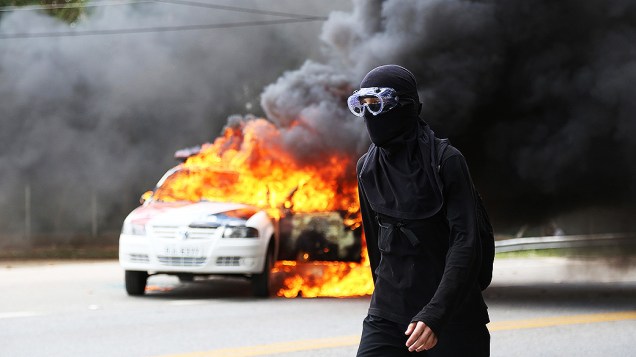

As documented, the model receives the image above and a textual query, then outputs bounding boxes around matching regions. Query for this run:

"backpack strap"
[435,138,451,173]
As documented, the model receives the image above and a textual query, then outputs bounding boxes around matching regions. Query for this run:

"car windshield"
[152,166,240,203]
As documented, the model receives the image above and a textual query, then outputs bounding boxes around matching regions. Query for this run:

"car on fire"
[119,167,277,297]
[119,166,361,297]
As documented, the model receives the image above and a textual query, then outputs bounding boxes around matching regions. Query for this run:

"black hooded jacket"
[356,65,489,336]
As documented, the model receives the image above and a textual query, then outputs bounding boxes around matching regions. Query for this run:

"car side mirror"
[140,190,153,205]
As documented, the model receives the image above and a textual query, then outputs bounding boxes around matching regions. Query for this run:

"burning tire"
[251,243,275,297]
[125,270,148,296]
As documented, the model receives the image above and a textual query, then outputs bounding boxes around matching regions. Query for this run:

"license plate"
[161,245,202,257]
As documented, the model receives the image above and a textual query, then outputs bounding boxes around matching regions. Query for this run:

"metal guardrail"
[495,233,636,253]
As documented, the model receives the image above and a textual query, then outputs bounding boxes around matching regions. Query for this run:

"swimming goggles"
[347,87,400,117]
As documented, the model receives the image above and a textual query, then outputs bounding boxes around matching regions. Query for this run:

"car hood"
[126,201,256,227]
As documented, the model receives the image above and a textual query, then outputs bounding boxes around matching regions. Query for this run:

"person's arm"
[410,152,479,335]
[357,155,380,282]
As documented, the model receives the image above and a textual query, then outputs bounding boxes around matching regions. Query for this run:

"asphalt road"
[1,256,635,356]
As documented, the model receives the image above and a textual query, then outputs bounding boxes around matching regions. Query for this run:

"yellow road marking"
[488,310,636,332]
[161,335,360,357]
[160,310,636,357]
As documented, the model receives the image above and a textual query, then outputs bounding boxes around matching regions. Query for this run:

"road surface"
[1,256,635,356]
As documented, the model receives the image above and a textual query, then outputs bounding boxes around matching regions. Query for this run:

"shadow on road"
[140,275,369,301]
[484,282,636,310]
[141,276,258,300]
[137,266,373,301]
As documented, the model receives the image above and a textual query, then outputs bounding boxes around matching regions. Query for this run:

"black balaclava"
[358,65,444,220]
[360,65,421,146]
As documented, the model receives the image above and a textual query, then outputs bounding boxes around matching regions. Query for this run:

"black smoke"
[3,0,636,242]
[263,0,636,233]
[0,0,349,241]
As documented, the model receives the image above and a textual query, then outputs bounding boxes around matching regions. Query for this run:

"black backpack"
[435,139,495,291]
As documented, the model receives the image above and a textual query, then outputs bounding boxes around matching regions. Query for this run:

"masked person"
[350,65,490,356]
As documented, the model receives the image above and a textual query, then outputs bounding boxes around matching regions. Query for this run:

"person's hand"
[405,321,437,352]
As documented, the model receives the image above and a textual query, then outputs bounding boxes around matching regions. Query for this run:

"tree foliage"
[0,0,88,24]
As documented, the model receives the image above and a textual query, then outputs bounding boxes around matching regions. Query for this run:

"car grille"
[151,225,218,239]
[128,253,150,263]
[157,256,207,267]
[216,256,241,266]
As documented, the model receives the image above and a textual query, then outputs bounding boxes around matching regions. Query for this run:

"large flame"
[153,117,373,297]
[272,242,374,298]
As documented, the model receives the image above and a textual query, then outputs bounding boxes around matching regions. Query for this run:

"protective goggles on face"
[347,87,400,117]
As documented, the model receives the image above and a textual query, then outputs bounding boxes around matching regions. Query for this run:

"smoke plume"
[3,0,636,242]
[262,0,636,231]
[0,0,348,240]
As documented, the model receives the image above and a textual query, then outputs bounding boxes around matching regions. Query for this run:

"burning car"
[119,167,277,297]
[119,117,372,298]
[119,165,362,297]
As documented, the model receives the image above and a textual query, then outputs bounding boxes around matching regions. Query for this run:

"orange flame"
[273,240,374,298]
[153,117,373,297]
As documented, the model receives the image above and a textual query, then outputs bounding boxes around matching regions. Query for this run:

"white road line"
[0,311,41,319]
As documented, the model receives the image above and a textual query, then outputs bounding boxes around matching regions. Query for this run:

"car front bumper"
[119,233,267,275]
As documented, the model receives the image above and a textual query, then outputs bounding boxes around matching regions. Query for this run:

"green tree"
[0,0,88,24]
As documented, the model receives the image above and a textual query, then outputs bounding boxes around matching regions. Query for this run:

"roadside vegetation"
[496,245,636,259]
[0,0,88,24]
[0,244,118,260]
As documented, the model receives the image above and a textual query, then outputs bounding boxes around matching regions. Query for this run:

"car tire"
[178,274,194,283]
[251,243,274,298]
[125,270,148,296]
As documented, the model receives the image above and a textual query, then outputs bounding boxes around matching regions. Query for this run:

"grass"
[496,245,636,259]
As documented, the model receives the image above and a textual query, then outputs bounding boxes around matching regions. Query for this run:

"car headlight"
[122,221,147,236]
[222,225,259,238]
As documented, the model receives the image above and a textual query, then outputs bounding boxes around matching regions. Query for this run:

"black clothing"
[358,121,444,220]
[360,64,420,105]
[360,65,421,146]
[359,65,444,220]
[356,315,490,357]
[355,64,489,355]
[357,145,490,336]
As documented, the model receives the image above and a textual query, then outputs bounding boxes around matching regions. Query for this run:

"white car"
[119,167,362,297]
[119,171,277,297]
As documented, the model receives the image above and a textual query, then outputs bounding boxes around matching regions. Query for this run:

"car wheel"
[178,274,194,283]
[125,270,148,296]
[251,244,274,298]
